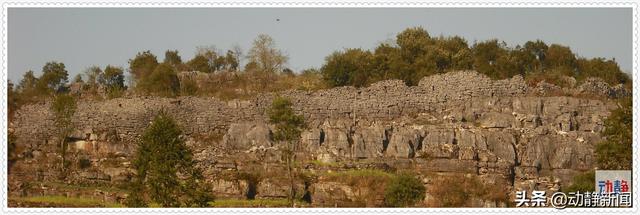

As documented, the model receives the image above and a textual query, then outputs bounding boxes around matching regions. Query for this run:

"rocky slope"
[8,71,627,207]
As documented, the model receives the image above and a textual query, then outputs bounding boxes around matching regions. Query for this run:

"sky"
[8,8,633,83]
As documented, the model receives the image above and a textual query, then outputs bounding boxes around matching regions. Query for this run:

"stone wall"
[13,71,528,142]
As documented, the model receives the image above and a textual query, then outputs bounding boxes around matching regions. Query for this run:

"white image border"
[0,0,638,214]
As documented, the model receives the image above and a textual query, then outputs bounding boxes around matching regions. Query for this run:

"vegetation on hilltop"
[321,27,630,87]
[8,27,630,111]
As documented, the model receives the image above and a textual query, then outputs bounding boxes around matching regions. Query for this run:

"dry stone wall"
[13,71,528,143]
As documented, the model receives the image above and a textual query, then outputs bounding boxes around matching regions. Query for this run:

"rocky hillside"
[8,70,628,207]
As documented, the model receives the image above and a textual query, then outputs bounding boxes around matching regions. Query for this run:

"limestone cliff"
[8,71,627,207]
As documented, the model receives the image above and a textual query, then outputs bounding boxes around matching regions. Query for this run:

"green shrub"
[136,63,180,97]
[384,173,426,207]
[565,171,595,193]
[596,97,632,170]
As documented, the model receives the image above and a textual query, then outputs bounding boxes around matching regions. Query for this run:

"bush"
[8,133,18,173]
[595,97,632,170]
[78,158,92,169]
[180,78,199,96]
[525,70,575,88]
[384,173,425,207]
[323,169,393,206]
[565,171,595,193]
[427,175,508,207]
[136,63,180,97]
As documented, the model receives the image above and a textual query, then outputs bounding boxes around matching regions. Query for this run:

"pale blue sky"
[8,8,632,82]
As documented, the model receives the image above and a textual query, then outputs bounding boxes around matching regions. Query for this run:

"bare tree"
[247,34,288,74]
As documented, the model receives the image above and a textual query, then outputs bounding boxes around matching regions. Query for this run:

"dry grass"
[323,169,393,206]
[209,198,307,207]
[426,175,509,207]
[10,195,123,208]
[193,71,327,101]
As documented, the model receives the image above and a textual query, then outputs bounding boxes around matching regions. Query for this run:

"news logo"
[596,170,632,195]
[515,170,632,208]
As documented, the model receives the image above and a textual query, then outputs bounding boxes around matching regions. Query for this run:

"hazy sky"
[8,8,632,82]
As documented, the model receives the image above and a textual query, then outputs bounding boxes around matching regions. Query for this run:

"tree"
[214,55,226,71]
[51,94,77,173]
[544,44,576,76]
[72,74,84,83]
[18,70,38,92]
[164,50,183,68]
[577,58,630,85]
[595,97,632,170]
[225,50,239,71]
[37,61,69,94]
[128,50,159,82]
[125,111,213,207]
[84,66,103,86]
[247,34,288,74]
[232,45,243,70]
[100,65,126,98]
[82,66,103,95]
[8,81,17,120]
[434,36,473,71]
[321,48,374,87]
[17,70,40,101]
[384,173,426,207]
[396,27,432,61]
[268,96,305,206]
[7,132,17,173]
[472,40,514,79]
[137,63,180,97]
[195,46,219,73]
[187,55,211,73]
[523,40,548,71]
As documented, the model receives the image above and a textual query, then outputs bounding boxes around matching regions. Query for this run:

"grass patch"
[323,169,394,206]
[208,198,305,207]
[426,175,509,207]
[41,181,126,193]
[309,160,341,167]
[11,195,123,208]
[324,169,393,180]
